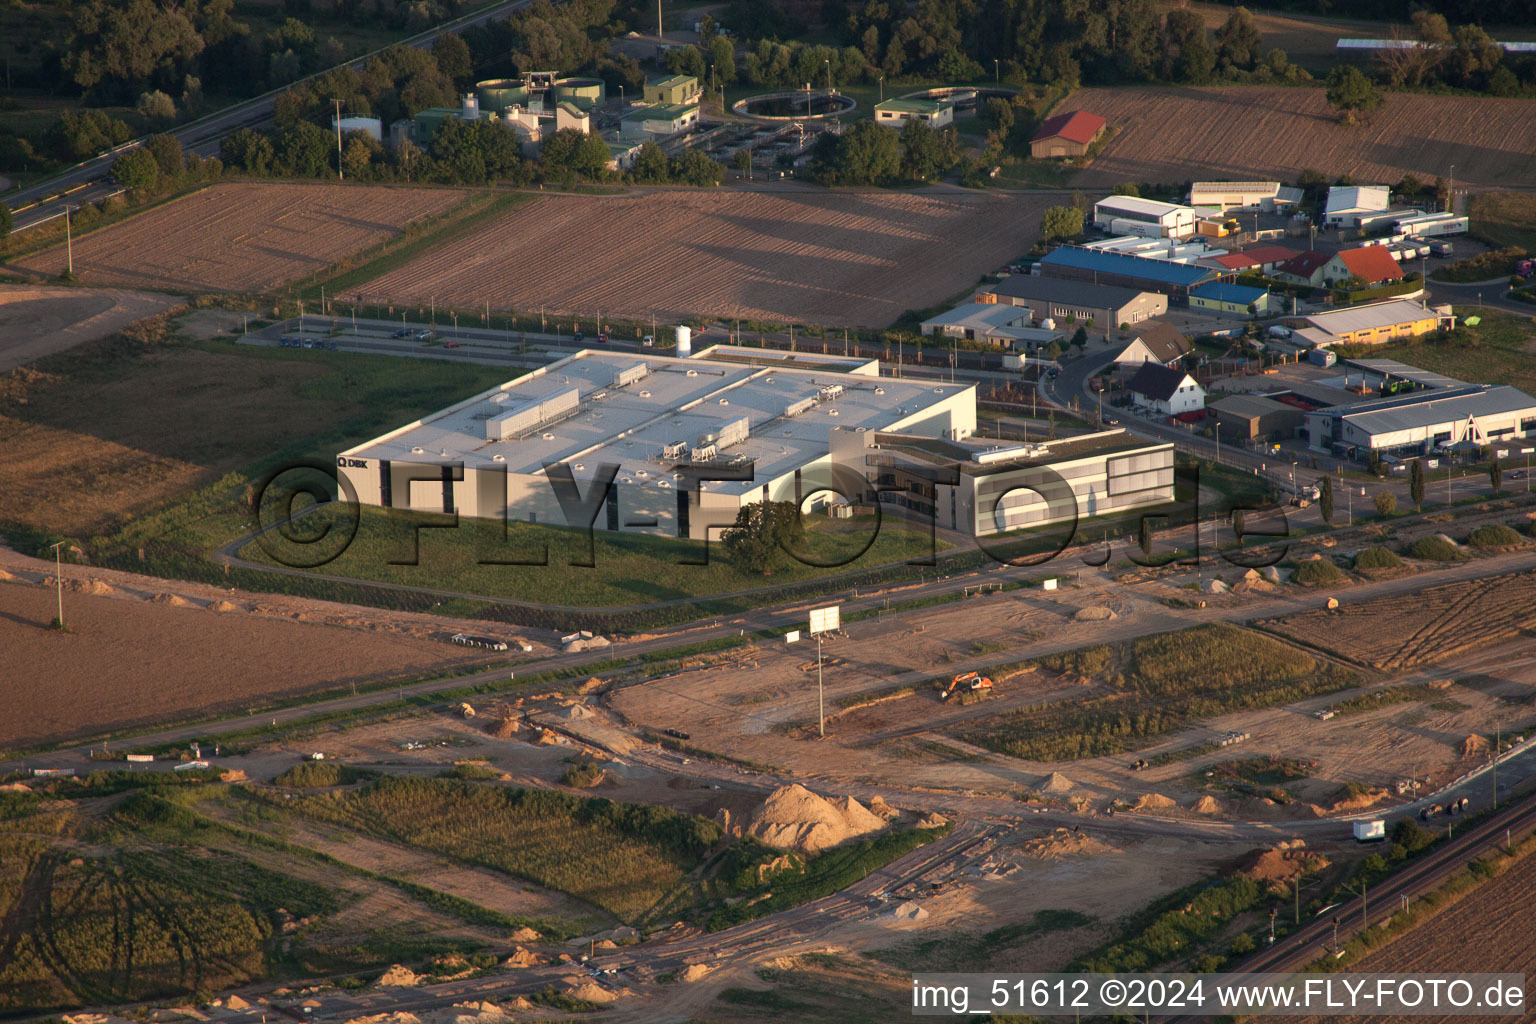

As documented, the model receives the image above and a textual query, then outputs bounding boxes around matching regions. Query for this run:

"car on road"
[412,329,432,340]
[597,332,609,344]
[392,328,412,338]
[443,340,461,348]
[573,331,584,343]
[642,334,655,347]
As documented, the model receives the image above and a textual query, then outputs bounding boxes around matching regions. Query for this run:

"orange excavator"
[937,671,994,701]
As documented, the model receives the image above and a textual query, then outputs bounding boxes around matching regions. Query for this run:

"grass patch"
[1291,557,1345,585]
[1195,756,1313,802]
[1345,311,1536,396]
[234,504,945,609]
[1467,523,1524,549]
[1407,536,1465,560]
[1352,545,1403,571]
[284,776,720,922]
[1329,683,1448,717]
[1470,192,1536,252]
[956,625,1353,761]
[272,761,377,788]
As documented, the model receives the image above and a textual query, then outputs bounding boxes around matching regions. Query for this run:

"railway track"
[1159,789,1536,1023]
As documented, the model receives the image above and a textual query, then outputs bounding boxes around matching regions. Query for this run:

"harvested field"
[1262,570,1536,669]
[0,285,181,372]
[1055,87,1536,188]
[341,188,1052,327]
[0,581,486,751]
[13,183,466,292]
[1274,849,1536,1024]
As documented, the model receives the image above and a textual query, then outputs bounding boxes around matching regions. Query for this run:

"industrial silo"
[675,325,691,355]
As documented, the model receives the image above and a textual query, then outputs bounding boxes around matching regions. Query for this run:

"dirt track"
[0,286,181,372]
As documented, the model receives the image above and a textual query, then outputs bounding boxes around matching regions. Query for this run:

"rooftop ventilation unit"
[484,386,580,441]
[785,396,816,417]
[819,384,845,400]
[662,440,689,461]
[691,442,718,463]
[612,362,649,388]
[716,416,750,449]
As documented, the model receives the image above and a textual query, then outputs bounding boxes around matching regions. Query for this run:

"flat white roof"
[343,350,973,497]
[1324,185,1391,215]
[1190,181,1280,195]
[920,302,1030,332]
[1093,195,1195,219]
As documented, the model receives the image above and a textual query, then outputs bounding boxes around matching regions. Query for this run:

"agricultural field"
[0,774,516,1015]
[1055,88,1536,189]
[340,189,1052,328]
[0,580,488,752]
[12,183,467,293]
[0,323,513,537]
[1278,848,1536,1024]
[1262,569,1536,670]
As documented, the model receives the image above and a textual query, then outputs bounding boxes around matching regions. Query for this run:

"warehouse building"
[917,302,1064,349]
[1189,282,1281,316]
[1322,185,1392,228]
[1287,299,1455,349]
[1306,384,1536,457]
[1188,181,1302,212]
[1029,110,1107,158]
[1211,393,1309,443]
[831,428,1174,536]
[1038,246,1217,302]
[1092,196,1200,239]
[337,350,978,541]
[975,275,1168,331]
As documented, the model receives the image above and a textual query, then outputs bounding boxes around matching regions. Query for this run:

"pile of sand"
[916,812,948,829]
[1433,533,1461,548]
[1203,578,1229,594]
[535,728,563,746]
[1239,842,1328,883]
[374,965,420,987]
[67,579,116,596]
[151,592,191,607]
[1193,795,1222,814]
[218,769,248,783]
[223,996,250,1011]
[867,795,899,820]
[744,784,887,854]
[342,1015,422,1024]
[508,926,541,942]
[1132,792,1176,811]
[502,947,539,968]
[561,704,594,721]
[487,717,519,738]
[0,568,19,582]
[1073,605,1116,621]
[1019,827,1115,860]
[890,901,929,922]
[561,981,619,1004]
[207,599,239,613]
[679,963,711,982]
[1232,569,1276,594]
[1041,771,1075,794]
[1461,734,1491,759]
[577,676,606,694]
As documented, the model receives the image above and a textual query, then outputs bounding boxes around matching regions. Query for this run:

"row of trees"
[808,118,961,186]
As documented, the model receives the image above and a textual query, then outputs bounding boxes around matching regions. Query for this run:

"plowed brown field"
[15,183,466,292]
[342,188,1051,327]
[1263,570,1536,669]
[1274,848,1536,1024]
[1056,87,1536,188]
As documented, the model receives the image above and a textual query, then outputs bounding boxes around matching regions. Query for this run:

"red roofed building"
[1321,245,1406,288]
[1030,111,1108,158]
[1273,250,1332,287]
[1200,251,1260,274]
[1239,245,1300,274]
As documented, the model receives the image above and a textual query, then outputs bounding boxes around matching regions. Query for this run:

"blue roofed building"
[1189,282,1281,316]
[1038,246,1218,302]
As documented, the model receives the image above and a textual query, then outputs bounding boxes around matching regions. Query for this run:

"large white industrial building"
[1092,196,1200,240]
[337,349,977,541]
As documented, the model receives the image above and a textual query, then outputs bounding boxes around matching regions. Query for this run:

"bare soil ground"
[1262,569,1536,669]
[1055,87,1536,188]
[1274,848,1536,1024]
[0,286,181,372]
[342,188,1052,328]
[0,574,509,751]
[12,183,466,292]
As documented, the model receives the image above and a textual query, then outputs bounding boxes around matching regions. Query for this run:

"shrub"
[1372,491,1397,516]
[1467,524,1524,549]
[1292,558,1344,585]
[561,761,605,788]
[272,762,374,787]
[1407,536,1463,561]
[1431,246,1528,284]
[1352,545,1402,571]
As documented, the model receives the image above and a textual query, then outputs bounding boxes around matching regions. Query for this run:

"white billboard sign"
[785,630,801,644]
[808,605,840,635]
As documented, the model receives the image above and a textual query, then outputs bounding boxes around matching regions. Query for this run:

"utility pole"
[656,0,662,39]
[1493,723,1499,810]
[65,206,74,276]
[48,541,65,629]
[817,630,825,738]
[334,98,344,180]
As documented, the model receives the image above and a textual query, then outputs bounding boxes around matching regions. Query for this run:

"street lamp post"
[48,541,65,629]
[878,75,884,102]
[994,59,1000,82]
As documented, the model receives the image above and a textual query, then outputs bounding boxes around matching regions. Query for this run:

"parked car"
[596,332,609,344]
[641,334,655,347]
[412,329,432,340]
[392,328,412,338]
[573,331,584,343]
